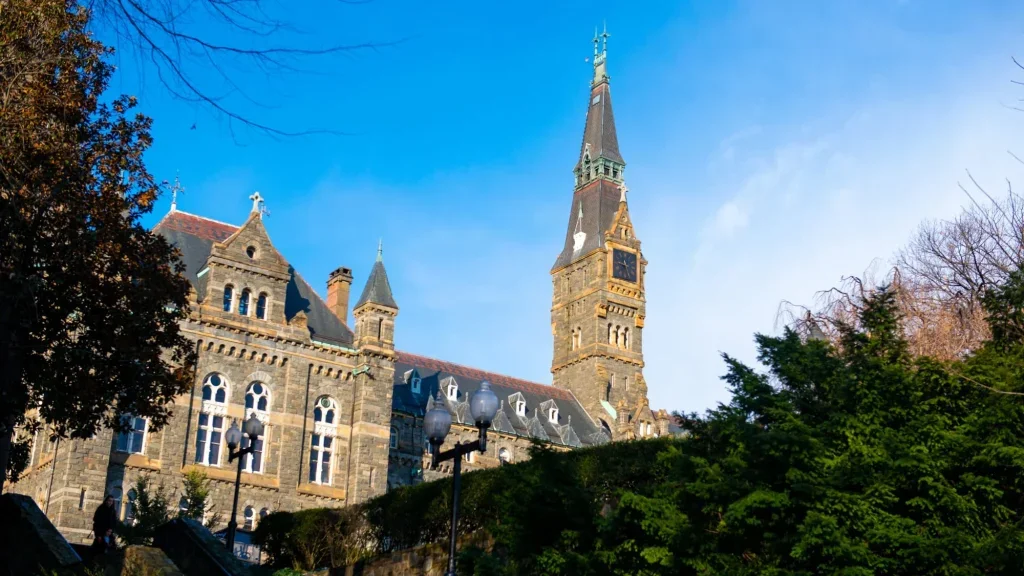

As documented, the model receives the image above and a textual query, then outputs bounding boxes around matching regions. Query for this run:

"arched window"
[646,423,652,436]
[243,506,254,531]
[245,382,270,414]
[310,396,338,485]
[196,373,227,466]
[110,486,123,520]
[389,426,398,449]
[377,318,384,340]
[605,381,612,402]
[238,289,251,316]
[313,396,337,426]
[622,328,629,350]
[464,450,474,464]
[607,323,613,344]
[498,448,511,465]
[614,325,621,347]
[222,285,234,312]
[256,293,267,320]
[259,508,270,524]
[243,382,270,474]
[202,373,227,404]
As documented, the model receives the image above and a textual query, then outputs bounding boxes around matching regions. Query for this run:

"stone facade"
[6,39,677,544]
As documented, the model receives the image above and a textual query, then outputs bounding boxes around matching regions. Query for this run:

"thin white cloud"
[639,67,1024,414]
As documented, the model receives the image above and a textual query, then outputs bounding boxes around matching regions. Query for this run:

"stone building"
[6,38,674,544]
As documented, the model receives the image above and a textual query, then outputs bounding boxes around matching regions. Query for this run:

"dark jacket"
[92,502,117,537]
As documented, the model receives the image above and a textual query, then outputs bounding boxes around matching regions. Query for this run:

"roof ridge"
[169,210,239,230]
[395,351,571,400]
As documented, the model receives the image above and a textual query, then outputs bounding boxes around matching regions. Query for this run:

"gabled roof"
[153,210,355,347]
[392,351,608,447]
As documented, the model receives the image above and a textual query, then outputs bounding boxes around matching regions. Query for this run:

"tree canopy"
[0,0,195,487]
[258,276,1024,575]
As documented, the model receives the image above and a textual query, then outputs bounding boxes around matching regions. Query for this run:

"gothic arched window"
[389,426,398,449]
[313,396,337,426]
[195,373,227,466]
[222,285,234,312]
[243,506,254,530]
[256,293,268,320]
[498,448,511,465]
[310,396,338,485]
[243,382,270,474]
[238,289,251,316]
[622,328,630,350]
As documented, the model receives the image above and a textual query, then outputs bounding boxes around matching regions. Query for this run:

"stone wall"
[8,313,396,544]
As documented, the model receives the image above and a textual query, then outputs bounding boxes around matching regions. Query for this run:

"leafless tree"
[780,178,1024,360]
[84,0,394,136]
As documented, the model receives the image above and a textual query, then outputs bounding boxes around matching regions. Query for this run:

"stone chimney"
[326,266,354,325]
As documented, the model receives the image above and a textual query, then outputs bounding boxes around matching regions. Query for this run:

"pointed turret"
[355,240,397,309]
[354,241,398,351]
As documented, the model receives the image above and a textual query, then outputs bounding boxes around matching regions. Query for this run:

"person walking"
[91,494,118,555]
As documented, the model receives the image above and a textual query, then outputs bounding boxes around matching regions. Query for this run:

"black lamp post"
[424,381,499,576]
[224,412,264,555]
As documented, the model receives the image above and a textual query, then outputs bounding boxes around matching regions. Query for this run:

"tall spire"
[575,24,623,190]
[554,28,630,271]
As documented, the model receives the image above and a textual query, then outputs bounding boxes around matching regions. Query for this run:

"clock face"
[612,249,638,282]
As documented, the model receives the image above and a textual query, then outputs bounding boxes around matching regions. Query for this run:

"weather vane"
[170,173,184,212]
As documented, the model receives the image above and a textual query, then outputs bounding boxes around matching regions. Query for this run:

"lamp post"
[224,412,264,555]
[424,381,499,576]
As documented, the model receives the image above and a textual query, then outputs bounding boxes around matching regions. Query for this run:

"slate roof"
[392,351,610,447]
[355,259,397,309]
[552,179,625,270]
[152,210,355,347]
[574,76,623,173]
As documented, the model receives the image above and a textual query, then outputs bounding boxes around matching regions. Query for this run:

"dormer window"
[446,381,458,401]
[548,406,559,422]
[516,399,526,417]
[411,377,421,394]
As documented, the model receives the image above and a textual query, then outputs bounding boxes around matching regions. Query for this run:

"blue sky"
[114,1,1024,414]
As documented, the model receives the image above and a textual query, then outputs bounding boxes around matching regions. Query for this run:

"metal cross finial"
[377,238,383,263]
[619,181,628,203]
[593,27,599,58]
[170,173,184,212]
[601,22,610,54]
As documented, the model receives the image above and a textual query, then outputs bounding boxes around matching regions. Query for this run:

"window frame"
[115,415,147,455]
[223,285,234,312]
[308,433,334,485]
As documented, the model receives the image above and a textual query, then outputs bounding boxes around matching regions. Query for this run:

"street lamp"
[224,412,264,554]
[424,381,499,576]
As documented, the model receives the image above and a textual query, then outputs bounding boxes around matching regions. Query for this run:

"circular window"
[246,246,256,259]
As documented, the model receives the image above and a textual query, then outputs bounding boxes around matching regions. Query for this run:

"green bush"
[256,280,1024,574]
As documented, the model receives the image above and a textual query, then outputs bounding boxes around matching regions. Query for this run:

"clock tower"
[551,31,653,440]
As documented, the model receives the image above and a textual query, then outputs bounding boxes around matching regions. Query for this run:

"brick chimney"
[326,266,354,325]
